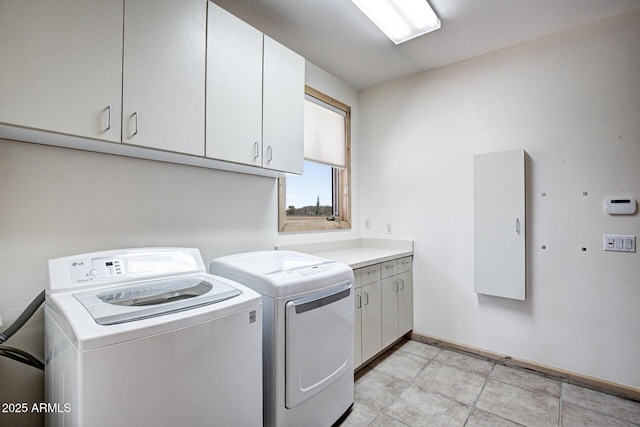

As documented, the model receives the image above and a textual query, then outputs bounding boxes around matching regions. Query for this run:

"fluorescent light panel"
[351,0,441,44]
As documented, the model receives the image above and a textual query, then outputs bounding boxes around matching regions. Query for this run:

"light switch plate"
[604,234,636,252]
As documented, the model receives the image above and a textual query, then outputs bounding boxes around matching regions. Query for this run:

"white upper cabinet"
[0,0,123,142]
[206,3,304,174]
[1,0,303,177]
[262,36,304,174]
[122,0,206,155]
[206,2,263,166]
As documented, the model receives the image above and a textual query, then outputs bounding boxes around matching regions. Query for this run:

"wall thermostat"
[605,197,636,215]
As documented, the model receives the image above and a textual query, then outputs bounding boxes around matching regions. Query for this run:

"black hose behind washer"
[0,290,45,370]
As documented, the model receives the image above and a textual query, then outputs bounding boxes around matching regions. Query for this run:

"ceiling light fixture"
[351,0,441,45]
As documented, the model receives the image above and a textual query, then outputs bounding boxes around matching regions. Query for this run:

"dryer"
[210,250,354,427]
[45,247,262,427]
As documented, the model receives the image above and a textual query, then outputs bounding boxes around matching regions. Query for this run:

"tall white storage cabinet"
[206,3,304,174]
[0,0,123,142]
[122,0,206,155]
[474,149,526,300]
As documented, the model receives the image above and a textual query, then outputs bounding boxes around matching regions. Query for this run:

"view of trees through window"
[285,160,334,216]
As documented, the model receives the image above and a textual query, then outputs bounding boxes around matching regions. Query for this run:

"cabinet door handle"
[364,291,369,305]
[132,112,139,136]
[105,105,111,131]
[515,218,520,234]
[394,280,399,292]
[399,279,405,290]
[253,141,260,160]
[266,145,273,164]
[356,294,362,308]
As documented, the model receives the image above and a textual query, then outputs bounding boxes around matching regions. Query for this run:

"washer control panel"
[48,248,202,288]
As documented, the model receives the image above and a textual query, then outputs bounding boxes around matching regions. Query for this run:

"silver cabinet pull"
[399,279,405,290]
[356,294,362,309]
[105,105,111,131]
[516,218,520,234]
[394,280,399,292]
[253,141,260,160]
[364,291,369,305]
[132,112,139,136]
[266,145,273,163]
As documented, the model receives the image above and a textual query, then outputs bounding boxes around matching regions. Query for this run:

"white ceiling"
[211,0,640,90]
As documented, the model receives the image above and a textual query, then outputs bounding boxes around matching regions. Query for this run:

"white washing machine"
[45,247,262,427]
[209,250,354,427]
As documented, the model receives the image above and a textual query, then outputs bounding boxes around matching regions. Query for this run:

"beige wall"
[359,9,640,388]
[0,140,278,425]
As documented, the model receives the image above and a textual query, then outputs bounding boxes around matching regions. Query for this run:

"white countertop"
[276,239,413,269]
[315,247,412,269]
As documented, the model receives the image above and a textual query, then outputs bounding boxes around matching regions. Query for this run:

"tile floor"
[339,339,640,427]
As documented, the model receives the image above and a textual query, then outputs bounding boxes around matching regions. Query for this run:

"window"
[278,86,351,232]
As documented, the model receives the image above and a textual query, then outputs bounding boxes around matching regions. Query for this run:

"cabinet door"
[474,149,526,300]
[398,271,413,336]
[381,276,399,349]
[0,0,122,142]
[123,0,206,155]
[262,36,304,174]
[361,281,382,362]
[354,286,362,368]
[206,3,263,166]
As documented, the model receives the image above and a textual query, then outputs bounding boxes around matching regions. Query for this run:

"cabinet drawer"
[353,268,362,289]
[397,256,413,273]
[381,260,397,279]
[361,264,381,285]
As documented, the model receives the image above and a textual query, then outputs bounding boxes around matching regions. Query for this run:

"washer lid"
[73,274,241,325]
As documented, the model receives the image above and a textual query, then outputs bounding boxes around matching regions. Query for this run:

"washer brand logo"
[249,310,256,324]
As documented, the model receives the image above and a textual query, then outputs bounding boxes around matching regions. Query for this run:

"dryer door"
[284,282,353,409]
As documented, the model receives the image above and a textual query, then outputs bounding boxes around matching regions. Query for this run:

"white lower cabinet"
[360,280,382,363]
[398,268,414,336]
[381,275,400,349]
[354,286,363,368]
[354,256,413,369]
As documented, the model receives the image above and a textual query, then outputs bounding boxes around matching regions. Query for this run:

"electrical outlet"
[364,219,371,229]
[386,224,393,234]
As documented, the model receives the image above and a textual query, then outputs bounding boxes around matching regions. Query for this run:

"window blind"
[304,95,346,168]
